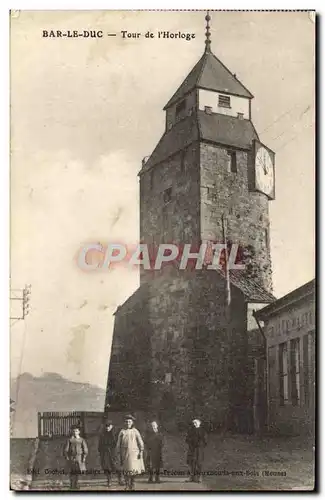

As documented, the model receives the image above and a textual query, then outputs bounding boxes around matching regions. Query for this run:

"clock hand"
[261,158,267,175]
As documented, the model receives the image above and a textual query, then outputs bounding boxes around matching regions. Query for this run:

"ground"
[20,433,315,492]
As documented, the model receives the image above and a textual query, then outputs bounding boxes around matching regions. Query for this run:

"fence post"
[81,412,86,437]
[37,412,42,437]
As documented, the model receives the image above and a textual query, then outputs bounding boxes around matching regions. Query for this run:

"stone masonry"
[106,43,275,431]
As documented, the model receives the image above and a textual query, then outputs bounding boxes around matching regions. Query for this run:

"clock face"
[255,144,275,198]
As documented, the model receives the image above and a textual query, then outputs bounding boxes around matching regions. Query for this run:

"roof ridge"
[140,112,199,172]
[163,53,206,110]
[206,51,254,99]
[196,50,209,84]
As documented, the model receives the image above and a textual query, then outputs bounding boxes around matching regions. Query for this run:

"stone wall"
[200,142,272,292]
[108,269,259,431]
[139,142,200,285]
[107,286,151,412]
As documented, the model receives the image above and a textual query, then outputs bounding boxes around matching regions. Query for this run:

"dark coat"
[145,430,163,469]
[98,428,118,471]
[64,436,88,473]
[185,426,207,467]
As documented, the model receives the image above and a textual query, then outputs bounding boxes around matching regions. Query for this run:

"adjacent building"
[255,279,315,436]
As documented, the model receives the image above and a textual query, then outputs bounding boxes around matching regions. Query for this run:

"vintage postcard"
[10,10,315,491]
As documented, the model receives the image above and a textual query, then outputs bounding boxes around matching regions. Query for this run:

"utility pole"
[10,284,31,321]
[10,284,32,436]
[221,214,232,431]
[221,214,231,310]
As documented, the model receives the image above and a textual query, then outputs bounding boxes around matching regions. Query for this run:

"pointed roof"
[164,49,253,110]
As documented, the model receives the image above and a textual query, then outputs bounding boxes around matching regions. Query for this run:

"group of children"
[64,414,207,490]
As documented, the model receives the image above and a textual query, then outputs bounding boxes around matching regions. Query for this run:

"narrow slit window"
[149,170,154,190]
[176,99,186,116]
[227,150,237,173]
[163,187,172,204]
[180,150,185,172]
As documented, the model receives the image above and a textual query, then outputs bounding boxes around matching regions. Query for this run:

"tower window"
[218,94,231,108]
[227,150,237,173]
[176,99,186,116]
[180,150,185,172]
[264,228,269,248]
[163,187,172,204]
[149,170,154,189]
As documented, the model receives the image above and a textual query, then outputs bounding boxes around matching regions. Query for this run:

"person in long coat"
[185,417,207,483]
[144,421,163,483]
[98,420,123,487]
[63,424,88,490]
[116,415,145,491]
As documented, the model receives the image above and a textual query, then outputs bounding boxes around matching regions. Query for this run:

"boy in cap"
[145,420,163,483]
[116,414,145,491]
[185,417,207,483]
[98,419,123,487]
[64,424,88,490]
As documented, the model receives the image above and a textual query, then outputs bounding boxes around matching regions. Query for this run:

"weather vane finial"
[205,10,211,52]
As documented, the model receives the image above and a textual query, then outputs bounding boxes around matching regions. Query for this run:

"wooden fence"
[37,411,150,438]
[38,411,85,438]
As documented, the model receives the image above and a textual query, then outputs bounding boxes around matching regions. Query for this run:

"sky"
[10,10,315,390]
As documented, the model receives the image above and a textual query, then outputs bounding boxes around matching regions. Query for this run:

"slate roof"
[218,269,276,303]
[255,279,315,320]
[140,110,258,172]
[197,110,259,150]
[164,49,253,110]
[141,113,199,172]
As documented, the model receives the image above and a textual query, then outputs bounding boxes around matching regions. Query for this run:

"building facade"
[255,280,315,436]
[106,20,277,431]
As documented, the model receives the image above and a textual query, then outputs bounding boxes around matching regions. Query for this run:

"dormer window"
[204,106,213,115]
[218,94,231,108]
[176,99,186,117]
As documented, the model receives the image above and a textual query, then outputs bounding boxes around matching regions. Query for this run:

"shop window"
[279,342,289,406]
[290,338,301,406]
[303,331,315,406]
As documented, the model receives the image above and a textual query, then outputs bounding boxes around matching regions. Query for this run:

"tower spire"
[205,10,211,53]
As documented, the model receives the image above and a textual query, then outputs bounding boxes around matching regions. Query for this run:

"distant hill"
[10,372,106,438]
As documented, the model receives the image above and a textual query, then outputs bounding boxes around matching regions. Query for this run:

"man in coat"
[145,420,163,483]
[98,419,123,487]
[63,424,88,490]
[185,417,207,483]
[116,415,145,491]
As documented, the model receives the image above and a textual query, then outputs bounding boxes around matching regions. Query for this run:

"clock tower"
[107,13,276,430]
[139,13,275,292]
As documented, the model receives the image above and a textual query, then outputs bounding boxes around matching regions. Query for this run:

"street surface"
[28,433,315,491]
